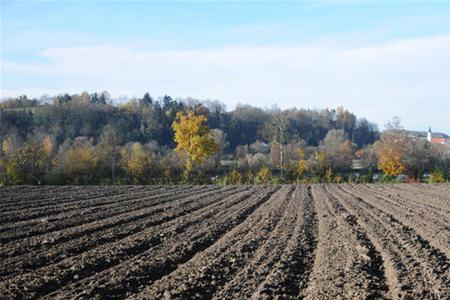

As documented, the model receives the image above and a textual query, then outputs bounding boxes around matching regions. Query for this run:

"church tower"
[427,127,432,142]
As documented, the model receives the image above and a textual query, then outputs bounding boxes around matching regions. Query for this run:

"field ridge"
[0,184,448,299]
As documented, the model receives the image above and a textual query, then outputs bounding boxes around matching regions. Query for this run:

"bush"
[348,174,357,183]
[334,174,344,183]
[363,169,374,183]
[243,171,255,184]
[255,166,271,184]
[0,159,6,186]
[378,174,396,183]
[223,169,243,185]
[325,168,334,183]
[310,176,322,184]
[428,168,446,183]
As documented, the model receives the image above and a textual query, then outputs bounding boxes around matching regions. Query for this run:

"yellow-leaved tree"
[314,150,329,178]
[6,142,47,184]
[255,166,271,184]
[172,111,218,181]
[120,142,149,184]
[296,148,309,179]
[64,145,98,184]
[375,134,406,177]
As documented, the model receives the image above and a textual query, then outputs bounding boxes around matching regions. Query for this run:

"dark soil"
[0,184,448,300]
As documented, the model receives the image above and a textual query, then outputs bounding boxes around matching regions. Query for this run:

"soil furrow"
[0,185,214,244]
[0,186,196,238]
[358,184,449,225]
[345,184,450,258]
[0,186,69,204]
[380,184,450,213]
[1,187,244,299]
[250,185,318,300]
[374,184,450,216]
[328,184,450,300]
[127,185,291,300]
[212,186,300,299]
[0,186,244,280]
[0,186,169,223]
[44,187,278,300]
[303,185,391,300]
[0,186,143,211]
[1,184,448,300]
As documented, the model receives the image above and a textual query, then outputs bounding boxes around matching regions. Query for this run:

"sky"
[1,1,450,133]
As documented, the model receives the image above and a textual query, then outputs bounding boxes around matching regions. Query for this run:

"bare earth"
[0,184,449,299]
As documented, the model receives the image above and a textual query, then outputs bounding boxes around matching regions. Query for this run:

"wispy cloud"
[2,33,450,132]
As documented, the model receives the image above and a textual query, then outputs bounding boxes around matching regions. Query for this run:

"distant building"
[428,127,448,145]
[431,138,447,145]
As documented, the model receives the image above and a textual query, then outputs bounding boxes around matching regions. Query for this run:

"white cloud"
[2,33,450,132]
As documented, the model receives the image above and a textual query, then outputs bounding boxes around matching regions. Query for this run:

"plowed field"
[1,184,449,299]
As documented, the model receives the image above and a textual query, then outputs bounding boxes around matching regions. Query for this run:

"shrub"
[310,176,322,184]
[348,174,356,183]
[364,169,374,183]
[0,159,6,186]
[378,174,396,183]
[334,174,344,183]
[244,171,255,184]
[325,168,334,183]
[357,174,371,183]
[255,166,271,184]
[428,168,446,183]
[223,169,243,185]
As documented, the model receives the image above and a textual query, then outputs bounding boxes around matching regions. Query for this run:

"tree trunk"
[280,142,284,179]
[183,158,194,183]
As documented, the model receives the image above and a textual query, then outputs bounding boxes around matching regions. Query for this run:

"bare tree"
[322,129,353,171]
[385,116,403,131]
[264,111,289,179]
[96,125,121,182]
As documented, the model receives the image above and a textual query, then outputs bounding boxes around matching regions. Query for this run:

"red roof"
[431,138,447,144]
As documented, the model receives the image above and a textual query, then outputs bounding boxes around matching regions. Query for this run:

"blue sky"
[2,1,450,132]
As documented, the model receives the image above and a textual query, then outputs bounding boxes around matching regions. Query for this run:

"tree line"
[0,92,449,185]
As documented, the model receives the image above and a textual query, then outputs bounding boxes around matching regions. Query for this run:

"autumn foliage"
[296,148,309,178]
[375,134,406,177]
[172,111,218,180]
[120,143,150,184]
[4,141,47,184]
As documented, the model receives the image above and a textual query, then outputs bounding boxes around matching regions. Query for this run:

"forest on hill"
[0,92,449,185]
